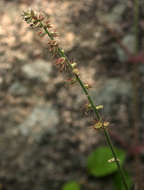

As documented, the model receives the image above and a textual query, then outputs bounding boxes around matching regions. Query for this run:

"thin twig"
[133,0,142,189]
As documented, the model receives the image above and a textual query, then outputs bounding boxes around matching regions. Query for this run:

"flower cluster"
[22,10,129,189]
[22,9,108,130]
[22,9,59,55]
[93,120,110,130]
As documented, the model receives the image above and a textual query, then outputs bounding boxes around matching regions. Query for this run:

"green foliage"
[87,146,126,177]
[113,171,133,190]
[62,181,81,190]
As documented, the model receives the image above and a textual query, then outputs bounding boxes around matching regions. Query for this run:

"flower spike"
[22,10,129,189]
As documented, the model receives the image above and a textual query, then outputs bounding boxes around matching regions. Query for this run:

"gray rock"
[22,59,52,82]
[116,34,135,62]
[97,3,126,25]
[90,78,132,114]
[9,82,28,96]
[18,103,59,141]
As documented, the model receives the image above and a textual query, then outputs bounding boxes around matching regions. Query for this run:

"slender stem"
[41,21,129,190]
[103,129,128,189]
[134,0,139,53]
[133,0,142,189]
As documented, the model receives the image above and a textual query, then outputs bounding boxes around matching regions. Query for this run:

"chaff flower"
[55,57,68,71]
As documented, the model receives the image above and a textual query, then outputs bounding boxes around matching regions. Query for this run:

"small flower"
[30,9,36,18]
[51,30,59,38]
[56,57,65,64]
[48,40,59,55]
[38,13,44,21]
[93,119,109,130]
[84,82,92,89]
[93,121,103,129]
[47,39,56,45]
[108,157,120,163]
[103,121,110,127]
[85,103,92,110]
[55,57,67,71]
[72,68,80,76]
[96,105,104,110]
[84,103,93,115]
[43,21,53,30]
[61,49,65,53]
[37,30,46,37]
[66,77,77,85]
[71,62,77,68]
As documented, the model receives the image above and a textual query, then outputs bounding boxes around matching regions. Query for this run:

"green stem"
[42,22,129,190]
[103,129,128,190]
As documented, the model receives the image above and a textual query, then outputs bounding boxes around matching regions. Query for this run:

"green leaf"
[87,146,126,177]
[62,181,81,190]
[113,171,133,190]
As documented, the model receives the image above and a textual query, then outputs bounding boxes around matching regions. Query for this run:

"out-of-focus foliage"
[62,181,81,190]
[113,171,133,190]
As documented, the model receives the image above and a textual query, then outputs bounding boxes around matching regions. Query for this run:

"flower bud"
[96,105,104,110]
[84,83,92,89]
[108,157,120,163]
[103,121,110,127]
[93,121,103,129]
[30,9,35,17]
[38,14,44,21]
[85,103,92,109]
[71,62,77,68]
[66,78,77,85]
[72,68,80,76]
[55,57,65,65]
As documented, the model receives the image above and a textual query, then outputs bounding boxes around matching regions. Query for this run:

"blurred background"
[0,0,144,189]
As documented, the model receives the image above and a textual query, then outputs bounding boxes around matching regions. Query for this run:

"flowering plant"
[22,9,128,190]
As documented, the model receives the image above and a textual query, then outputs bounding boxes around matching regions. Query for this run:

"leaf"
[113,171,133,190]
[62,181,81,190]
[87,146,126,177]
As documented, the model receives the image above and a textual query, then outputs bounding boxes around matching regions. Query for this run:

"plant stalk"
[42,23,129,190]
[132,0,142,189]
